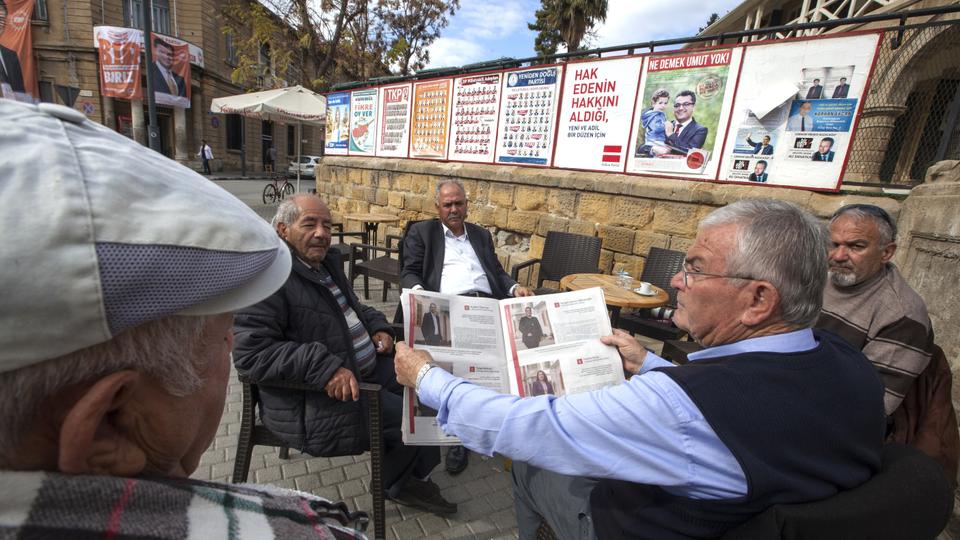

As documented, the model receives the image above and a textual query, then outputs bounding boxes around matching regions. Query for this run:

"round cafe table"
[343,212,400,246]
[559,273,669,327]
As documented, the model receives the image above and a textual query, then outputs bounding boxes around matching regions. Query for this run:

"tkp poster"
[0,0,36,102]
[718,33,880,190]
[448,73,502,163]
[325,91,350,155]
[494,66,564,167]
[376,83,412,158]
[149,33,191,108]
[554,56,643,172]
[626,48,741,178]
[94,26,143,100]
[348,88,378,156]
[410,79,452,159]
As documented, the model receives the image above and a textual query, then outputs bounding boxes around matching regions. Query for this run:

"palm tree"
[547,0,608,52]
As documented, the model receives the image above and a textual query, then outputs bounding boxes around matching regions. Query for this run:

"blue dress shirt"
[417,329,818,499]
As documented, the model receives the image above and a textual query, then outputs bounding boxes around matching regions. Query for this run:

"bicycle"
[262,172,295,204]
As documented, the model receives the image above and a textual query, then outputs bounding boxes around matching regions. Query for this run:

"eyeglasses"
[679,266,760,288]
[673,102,694,109]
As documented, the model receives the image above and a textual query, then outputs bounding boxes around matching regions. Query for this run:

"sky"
[426,0,746,69]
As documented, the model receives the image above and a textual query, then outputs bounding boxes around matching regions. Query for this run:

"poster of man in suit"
[150,34,190,108]
[0,0,36,102]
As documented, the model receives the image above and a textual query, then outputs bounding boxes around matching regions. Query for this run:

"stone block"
[578,193,613,222]
[652,202,702,236]
[320,467,345,486]
[506,210,539,235]
[515,186,548,211]
[613,253,644,277]
[633,231,670,256]
[598,225,636,254]
[472,205,497,227]
[281,460,308,479]
[388,191,404,208]
[599,249,614,274]
[413,175,433,195]
[348,168,364,185]
[669,236,695,253]
[374,188,389,206]
[567,219,598,237]
[548,190,577,218]
[492,206,510,229]
[537,215,569,236]
[394,173,415,192]
[528,235,546,259]
[489,183,515,207]
[612,198,656,228]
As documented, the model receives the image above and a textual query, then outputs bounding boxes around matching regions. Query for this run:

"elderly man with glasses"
[394,199,884,539]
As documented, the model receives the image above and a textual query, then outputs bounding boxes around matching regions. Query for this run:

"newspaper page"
[401,289,510,445]
[500,288,624,397]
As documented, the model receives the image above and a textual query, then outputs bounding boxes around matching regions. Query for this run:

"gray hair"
[699,199,828,327]
[0,315,213,465]
[435,179,466,202]
[830,204,896,245]
[271,194,313,229]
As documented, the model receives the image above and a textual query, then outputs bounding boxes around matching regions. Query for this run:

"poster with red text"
[0,0,36,102]
[554,56,643,172]
[626,48,741,178]
[448,73,502,163]
[94,26,143,100]
[376,83,412,158]
[494,66,564,167]
[410,79,452,159]
[348,88,378,156]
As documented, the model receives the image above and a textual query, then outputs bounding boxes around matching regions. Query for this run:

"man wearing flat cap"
[0,100,366,538]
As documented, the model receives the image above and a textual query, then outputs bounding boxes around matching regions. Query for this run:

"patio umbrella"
[211,85,327,193]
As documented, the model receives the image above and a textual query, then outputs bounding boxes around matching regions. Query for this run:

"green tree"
[375,0,460,75]
[529,0,608,55]
[527,3,562,57]
[699,12,720,34]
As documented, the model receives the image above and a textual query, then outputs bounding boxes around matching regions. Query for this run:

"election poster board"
[149,33,191,108]
[325,92,350,155]
[448,72,503,163]
[348,88,378,156]
[0,0,36,102]
[717,33,881,189]
[554,56,644,172]
[94,26,143,101]
[376,83,412,158]
[410,78,453,160]
[626,48,741,179]
[494,66,564,167]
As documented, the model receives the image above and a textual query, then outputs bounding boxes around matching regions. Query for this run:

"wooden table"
[559,273,669,326]
[343,212,400,246]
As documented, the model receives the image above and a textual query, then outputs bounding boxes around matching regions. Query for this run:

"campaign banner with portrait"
[553,56,644,172]
[149,33,191,108]
[626,48,741,178]
[0,0,36,102]
[448,73,502,163]
[94,26,143,101]
[410,78,452,159]
[348,88,378,156]
[375,83,412,158]
[718,33,880,189]
[494,66,564,167]
[325,92,350,155]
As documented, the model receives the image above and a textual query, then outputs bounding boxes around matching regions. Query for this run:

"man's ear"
[740,281,781,327]
[276,222,288,240]
[881,241,897,264]
[58,370,147,476]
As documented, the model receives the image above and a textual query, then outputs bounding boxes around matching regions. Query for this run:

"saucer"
[633,288,657,296]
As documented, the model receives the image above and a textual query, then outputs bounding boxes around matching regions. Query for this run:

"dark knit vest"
[590,330,885,539]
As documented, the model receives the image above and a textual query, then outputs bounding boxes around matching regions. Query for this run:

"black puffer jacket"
[232,248,394,456]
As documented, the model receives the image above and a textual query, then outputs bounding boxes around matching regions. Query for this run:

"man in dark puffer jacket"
[233,195,455,515]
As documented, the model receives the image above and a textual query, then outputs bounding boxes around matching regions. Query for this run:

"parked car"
[287,155,322,178]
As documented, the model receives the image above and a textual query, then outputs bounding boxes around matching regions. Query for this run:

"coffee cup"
[637,282,654,295]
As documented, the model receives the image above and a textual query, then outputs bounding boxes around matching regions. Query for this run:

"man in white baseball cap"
[0,99,367,538]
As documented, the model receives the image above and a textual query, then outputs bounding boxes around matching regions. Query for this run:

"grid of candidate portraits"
[325,31,882,192]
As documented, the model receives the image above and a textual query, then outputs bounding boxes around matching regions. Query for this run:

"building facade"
[29,0,322,173]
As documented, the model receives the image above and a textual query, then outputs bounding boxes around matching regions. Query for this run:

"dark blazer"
[150,61,186,97]
[812,150,835,162]
[421,312,443,344]
[401,219,517,300]
[0,45,25,93]
[746,136,774,155]
[806,85,823,99]
[832,84,850,98]
[749,172,768,183]
[665,119,708,155]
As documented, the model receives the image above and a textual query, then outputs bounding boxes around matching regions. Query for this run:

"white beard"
[828,270,859,287]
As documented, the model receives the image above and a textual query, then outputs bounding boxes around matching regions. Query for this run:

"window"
[123,0,170,35]
[32,0,48,21]
[287,125,295,155]
[225,33,238,65]
[226,114,242,151]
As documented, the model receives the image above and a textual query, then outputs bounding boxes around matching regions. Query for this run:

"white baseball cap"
[0,99,291,373]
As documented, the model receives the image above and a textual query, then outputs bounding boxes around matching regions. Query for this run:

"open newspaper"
[400,287,624,445]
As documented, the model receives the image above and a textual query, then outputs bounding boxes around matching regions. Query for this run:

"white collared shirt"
[438,223,493,295]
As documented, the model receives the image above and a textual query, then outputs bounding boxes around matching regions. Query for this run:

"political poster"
[626,48,740,178]
[448,73,502,163]
[410,78,452,159]
[494,66,564,167]
[0,0,36,102]
[376,83,412,158]
[325,92,350,155]
[348,88,378,156]
[94,26,143,101]
[553,56,643,172]
[718,33,880,189]
[149,33,191,108]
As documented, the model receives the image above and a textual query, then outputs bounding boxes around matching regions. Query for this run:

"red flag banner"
[0,0,37,102]
[94,26,143,100]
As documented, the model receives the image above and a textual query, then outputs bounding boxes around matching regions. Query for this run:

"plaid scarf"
[0,470,368,539]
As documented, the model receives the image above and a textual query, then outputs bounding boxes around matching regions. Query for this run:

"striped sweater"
[817,264,933,415]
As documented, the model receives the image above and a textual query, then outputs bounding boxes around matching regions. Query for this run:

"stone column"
[131,99,145,146]
[174,106,188,163]
[843,104,907,182]
[102,97,115,131]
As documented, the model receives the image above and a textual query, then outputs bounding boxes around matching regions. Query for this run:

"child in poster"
[636,89,673,157]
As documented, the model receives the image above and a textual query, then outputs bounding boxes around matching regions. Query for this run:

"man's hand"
[325,367,359,401]
[651,145,669,156]
[373,331,395,355]
[395,342,434,388]
[600,329,648,375]
[514,286,535,297]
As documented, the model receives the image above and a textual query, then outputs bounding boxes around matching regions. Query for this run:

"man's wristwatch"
[414,363,434,394]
